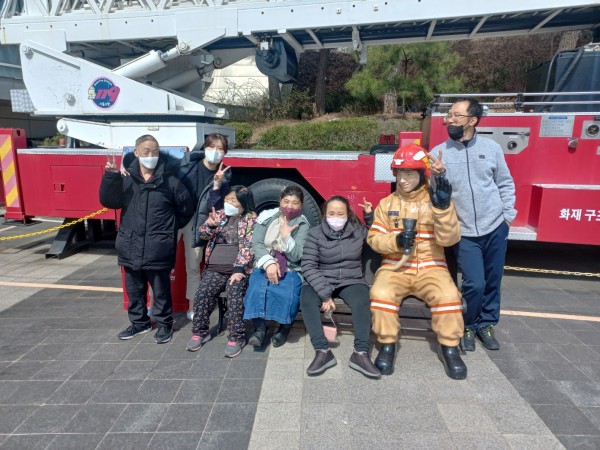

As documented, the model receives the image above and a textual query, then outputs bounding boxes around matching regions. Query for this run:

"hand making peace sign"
[213,162,231,187]
[105,154,119,172]
[358,197,373,214]
[206,207,220,227]
[426,149,446,175]
[280,215,299,238]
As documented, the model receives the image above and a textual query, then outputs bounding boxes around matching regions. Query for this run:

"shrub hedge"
[255,117,419,151]
[227,122,253,148]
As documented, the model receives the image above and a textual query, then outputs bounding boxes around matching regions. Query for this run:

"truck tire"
[249,178,321,226]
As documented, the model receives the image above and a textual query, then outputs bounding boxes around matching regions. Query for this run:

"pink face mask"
[326,217,347,231]
[280,206,302,221]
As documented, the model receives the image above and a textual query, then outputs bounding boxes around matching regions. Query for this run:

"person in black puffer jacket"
[99,134,194,344]
[178,134,232,319]
[300,195,380,379]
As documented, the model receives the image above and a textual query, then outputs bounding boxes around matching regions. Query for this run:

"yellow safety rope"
[504,266,600,278]
[0,208,108,241]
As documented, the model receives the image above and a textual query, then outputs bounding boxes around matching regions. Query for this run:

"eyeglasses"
[445,113,472,120]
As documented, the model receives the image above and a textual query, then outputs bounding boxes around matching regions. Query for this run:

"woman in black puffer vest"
[300,196,380,379]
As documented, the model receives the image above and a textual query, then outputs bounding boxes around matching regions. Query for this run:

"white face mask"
[224,202,240,217]
[326,217,347,231]
[205,149,224,165]
[139,156,159,170]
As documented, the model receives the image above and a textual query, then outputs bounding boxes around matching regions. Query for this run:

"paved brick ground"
[0,218,599,449]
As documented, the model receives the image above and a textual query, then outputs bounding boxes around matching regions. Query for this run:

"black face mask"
[447,125,464,141]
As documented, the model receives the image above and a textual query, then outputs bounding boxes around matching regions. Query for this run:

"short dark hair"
[280,185,304,203]
[322,195,361,227]
[203,133,229,154]
[135,134,159,148]
[454,97,483,126]
[228,185,256,213]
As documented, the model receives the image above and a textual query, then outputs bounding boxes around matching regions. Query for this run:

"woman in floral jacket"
[186,186,257,358]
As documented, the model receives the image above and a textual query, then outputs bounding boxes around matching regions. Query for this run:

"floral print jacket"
[198,210,257,276]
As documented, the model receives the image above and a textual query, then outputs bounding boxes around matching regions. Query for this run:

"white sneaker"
[187,310,194,321]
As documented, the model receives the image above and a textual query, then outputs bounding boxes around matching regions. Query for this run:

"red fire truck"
[1,1,599,311]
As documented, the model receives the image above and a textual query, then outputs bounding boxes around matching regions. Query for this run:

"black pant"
[301,283,371,353]
[124,267,173,328]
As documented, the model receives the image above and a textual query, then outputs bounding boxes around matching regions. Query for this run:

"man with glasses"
[428,98,517,352]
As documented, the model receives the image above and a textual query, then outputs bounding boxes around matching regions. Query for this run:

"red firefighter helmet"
[390,143,431,177]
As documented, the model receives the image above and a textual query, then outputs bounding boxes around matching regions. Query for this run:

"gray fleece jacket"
[251,207,311,275]
[430,134,517,237]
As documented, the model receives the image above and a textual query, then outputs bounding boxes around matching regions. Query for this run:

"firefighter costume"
[367,143,467,379]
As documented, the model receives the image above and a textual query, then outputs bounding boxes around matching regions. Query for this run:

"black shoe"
[477,325,500,350]
[306,349,337,376]
[374,343,396,375]
[248,324,266,349]
[462,327,476,352]
[437,344,468,380]
[154,326,172,344]
[271,324,292,348]
[349,350,381,379]
[118,323,151,340]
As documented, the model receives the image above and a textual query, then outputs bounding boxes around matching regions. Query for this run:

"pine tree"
[346,42,463,114]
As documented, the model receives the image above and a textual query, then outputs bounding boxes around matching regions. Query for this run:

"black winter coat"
[99,153,194,271]
[301,218,370,302]
[179,151,232,247]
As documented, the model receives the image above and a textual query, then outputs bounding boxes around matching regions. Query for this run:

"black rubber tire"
[249,178,321,226]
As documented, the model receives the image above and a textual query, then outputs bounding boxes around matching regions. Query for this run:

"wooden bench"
[214,247,463,335]
[215,293,446,335]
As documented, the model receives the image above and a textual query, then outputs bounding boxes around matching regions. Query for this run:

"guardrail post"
[0,129,29,222]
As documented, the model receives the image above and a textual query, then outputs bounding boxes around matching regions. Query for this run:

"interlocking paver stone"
[0,231,599,449]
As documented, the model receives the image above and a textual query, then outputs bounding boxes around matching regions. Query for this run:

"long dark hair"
[228,185,256,213]
[321,196,361,227]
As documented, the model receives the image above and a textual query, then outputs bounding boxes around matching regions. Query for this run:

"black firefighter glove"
[429,176,453,210]
[396,230,417,251]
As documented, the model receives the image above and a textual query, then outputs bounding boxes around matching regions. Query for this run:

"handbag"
[323,311,338,343]
[264,249,287,281]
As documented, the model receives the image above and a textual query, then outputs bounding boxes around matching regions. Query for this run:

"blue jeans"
[455,221,509,330]
[243,269,302,324]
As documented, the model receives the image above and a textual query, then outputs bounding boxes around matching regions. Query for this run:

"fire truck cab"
[1,0,599,247]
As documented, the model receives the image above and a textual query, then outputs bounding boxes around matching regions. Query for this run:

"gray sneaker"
[186,334,211,352]
[118,323,151,340]
[224,340,245,358]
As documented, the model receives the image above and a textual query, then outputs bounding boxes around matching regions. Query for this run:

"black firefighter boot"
[437,344,467,380]
[374,343,396,375]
